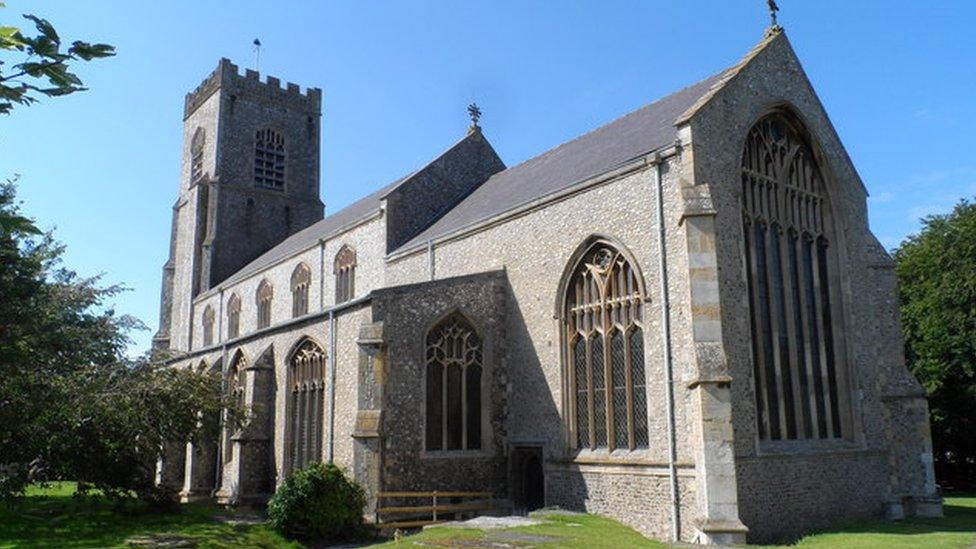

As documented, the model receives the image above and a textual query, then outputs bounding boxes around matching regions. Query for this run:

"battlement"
[184,58,322,120]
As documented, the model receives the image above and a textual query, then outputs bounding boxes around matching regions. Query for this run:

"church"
[152,26,943,544]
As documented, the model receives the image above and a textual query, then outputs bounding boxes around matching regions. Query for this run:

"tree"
[894,199,976,489]
[1,2,114,115]
[0,180,241,502]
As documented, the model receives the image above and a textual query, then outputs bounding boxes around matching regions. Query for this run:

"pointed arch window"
[289,339,327,470]
[563,242,647,452]
[202,305,215,347]
[254,128,285,189]
[224,352,247,464]
[191,127,206,184]
[741,112,845,442]
[334,245,356,304]
[291,263,311,318]
[227,293,241,339]
[256,280,273,329]
[425,314,483,452]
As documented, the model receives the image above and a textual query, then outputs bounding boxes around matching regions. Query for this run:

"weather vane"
[467,103,482,130]
[767,0,781,30]
[253,38,262,71]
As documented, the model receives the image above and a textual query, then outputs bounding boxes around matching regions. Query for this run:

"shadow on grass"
[0,483,295,548]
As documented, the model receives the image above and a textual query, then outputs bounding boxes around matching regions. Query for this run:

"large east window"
[741,112,845,442]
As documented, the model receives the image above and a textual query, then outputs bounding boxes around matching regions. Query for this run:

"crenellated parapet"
[184,58,321,119]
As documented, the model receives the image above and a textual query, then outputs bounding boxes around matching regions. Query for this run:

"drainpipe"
[427,239,435,281]
[327,310,337,463]
[654,152,681,542]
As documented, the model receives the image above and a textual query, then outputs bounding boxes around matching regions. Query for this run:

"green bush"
[267,463,367,541]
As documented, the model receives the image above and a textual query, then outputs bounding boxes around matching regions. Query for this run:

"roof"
[212,33,772,290]
[397,71,724,252]
[217,176,401,288]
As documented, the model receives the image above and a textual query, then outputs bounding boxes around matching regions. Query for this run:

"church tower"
[154,59,323,351]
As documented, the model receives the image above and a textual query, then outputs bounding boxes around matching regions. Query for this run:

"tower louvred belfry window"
[289,339,326,470]
[564,242,648,452]
[256,280,273,329]
[254,127,285,189]
[741,112,845,442]
[291,263,311,318]
[334,245,356,304]
[425,314,482,451]
[191,127,205,184]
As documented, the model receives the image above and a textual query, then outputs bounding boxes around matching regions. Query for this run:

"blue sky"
[2,1,974,354]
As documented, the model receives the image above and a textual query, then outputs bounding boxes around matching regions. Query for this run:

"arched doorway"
[512,446,545,513]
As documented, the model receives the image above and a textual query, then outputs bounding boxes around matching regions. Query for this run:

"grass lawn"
[381,495,976,549]
[0,482,298,548]
[0,483,973,548]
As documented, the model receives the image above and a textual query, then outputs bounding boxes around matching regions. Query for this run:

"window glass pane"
[574,336,588,449]
[611,330,628,450]
[466,364,481,450]
[426,362,442,451]
[591,335,607,448]
[446,365,463,450]
[629,329,648,448]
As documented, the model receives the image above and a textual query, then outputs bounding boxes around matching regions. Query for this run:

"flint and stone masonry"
[153,29,942,544]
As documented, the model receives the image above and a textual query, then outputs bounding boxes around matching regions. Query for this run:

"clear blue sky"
[2,1,974,354]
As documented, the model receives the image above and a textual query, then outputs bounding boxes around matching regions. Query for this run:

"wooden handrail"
[374,490,498,530]
[377,491,493,498]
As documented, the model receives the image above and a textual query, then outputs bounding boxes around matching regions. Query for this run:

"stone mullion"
[793,233,820,439]
[291,389,301,470]
[601,283,614,452]
[809,240,835,439]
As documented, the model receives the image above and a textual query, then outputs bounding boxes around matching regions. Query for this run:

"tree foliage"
[894,198,976,488]
[0,2,114,115]
[0,180,239,502]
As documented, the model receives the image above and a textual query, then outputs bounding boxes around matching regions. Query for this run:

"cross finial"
[467,103,482,130]
[766,0,782,31]
[252,38,262,71]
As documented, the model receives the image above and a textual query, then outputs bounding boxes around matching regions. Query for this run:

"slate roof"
[397,72,724,252]
[217,175,402,287]
[214,68,727,290]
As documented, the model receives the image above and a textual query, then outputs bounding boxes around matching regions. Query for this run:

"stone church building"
[153,28,942,543]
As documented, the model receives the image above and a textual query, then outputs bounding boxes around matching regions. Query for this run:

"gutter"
[653,150,681,542]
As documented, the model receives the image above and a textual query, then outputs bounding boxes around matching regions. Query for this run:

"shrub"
[267,463,367,541]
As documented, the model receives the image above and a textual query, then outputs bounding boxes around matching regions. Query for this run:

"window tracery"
[425,314,482,451]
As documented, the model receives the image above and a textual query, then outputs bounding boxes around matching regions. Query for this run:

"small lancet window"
[256,280,273,329]
[288,339,327,470]
[226,293,241,339]
[190,127,205,184]
[741,112,845,442]
[425,313,483,452]
[291,263,311,318]
[334,245,356,304]
[562,241,648,452]
[202,305,215,347]
[254,128,286,189]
